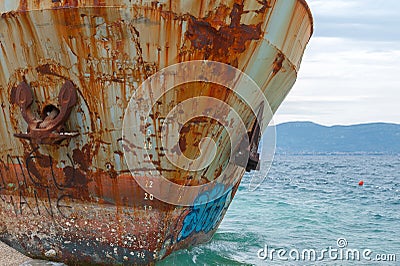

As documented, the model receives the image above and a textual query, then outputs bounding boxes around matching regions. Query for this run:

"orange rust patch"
[273,52,285,75]
[185,3,263,66]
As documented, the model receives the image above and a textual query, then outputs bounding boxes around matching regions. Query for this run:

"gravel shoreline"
[0,241,30,266]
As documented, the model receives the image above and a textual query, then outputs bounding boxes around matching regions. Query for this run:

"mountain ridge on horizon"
[274,121,400,154]
[277,121,400,127]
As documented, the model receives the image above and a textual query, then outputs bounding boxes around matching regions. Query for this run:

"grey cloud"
[309,0,400,41]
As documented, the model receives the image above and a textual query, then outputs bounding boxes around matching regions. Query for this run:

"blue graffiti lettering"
[178,184,232,241]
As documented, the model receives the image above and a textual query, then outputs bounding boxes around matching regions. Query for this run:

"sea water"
[24,155,399,265]
[160,155,400,265]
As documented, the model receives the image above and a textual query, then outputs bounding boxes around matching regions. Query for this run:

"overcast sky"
[274,0,400,126]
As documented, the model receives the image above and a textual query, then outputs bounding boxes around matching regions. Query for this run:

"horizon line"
[273,121,400,127]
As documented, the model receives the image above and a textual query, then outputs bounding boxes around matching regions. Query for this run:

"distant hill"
[275,122,400,154]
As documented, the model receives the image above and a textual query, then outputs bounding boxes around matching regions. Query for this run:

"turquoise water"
[159,155,400,265]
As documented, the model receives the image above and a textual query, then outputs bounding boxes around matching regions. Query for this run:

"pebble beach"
[0,241,30,266]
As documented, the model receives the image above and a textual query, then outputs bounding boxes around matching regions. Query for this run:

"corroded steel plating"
[0,0,313,264]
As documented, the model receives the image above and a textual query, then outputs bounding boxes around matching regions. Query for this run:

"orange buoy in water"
[359,180,364,186]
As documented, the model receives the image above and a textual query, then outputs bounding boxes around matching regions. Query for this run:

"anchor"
[234,102,264,172]
[11,80,79,144]
[245,102,264,172]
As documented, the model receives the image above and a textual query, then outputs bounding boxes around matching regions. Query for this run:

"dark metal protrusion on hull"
[246,102,265,172]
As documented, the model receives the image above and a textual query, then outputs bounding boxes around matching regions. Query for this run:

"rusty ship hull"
[0,0,313,264]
